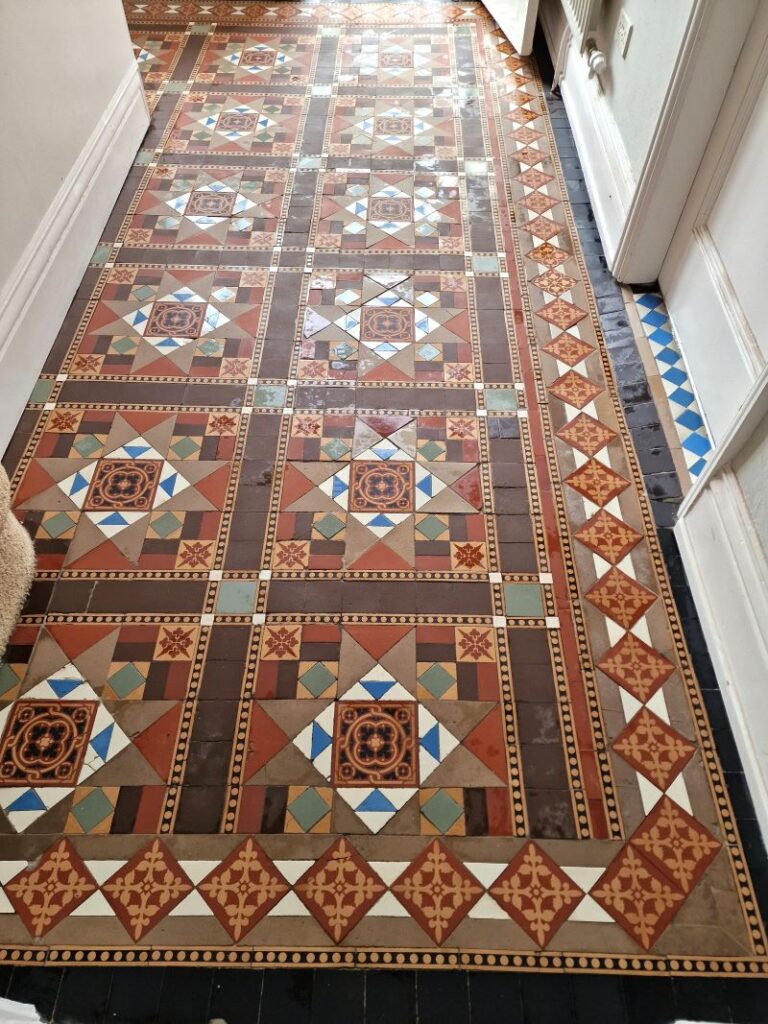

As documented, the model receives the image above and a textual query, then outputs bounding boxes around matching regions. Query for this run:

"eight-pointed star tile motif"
[0,663,130,832]
[124,167,286,251]
[293,667,459,832]
[316,172,463,252]
[299,269,472,383]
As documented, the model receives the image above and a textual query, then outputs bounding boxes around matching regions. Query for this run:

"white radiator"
[561,0,602,50]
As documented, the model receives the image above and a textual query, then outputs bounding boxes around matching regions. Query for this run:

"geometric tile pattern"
[0,0,763,977]
[633,292,713,478]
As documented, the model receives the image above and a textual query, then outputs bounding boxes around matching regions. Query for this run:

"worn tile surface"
[0,0,765,979]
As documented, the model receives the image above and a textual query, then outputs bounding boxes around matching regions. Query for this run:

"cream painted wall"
[0,0,148,452]
[0,0,140,285]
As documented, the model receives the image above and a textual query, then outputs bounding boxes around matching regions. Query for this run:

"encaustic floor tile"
[0,0,763,981]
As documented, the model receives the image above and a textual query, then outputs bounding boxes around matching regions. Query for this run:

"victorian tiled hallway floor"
[1,0,768,1015]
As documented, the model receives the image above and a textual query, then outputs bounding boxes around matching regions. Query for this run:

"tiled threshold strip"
[0,2,768,1020]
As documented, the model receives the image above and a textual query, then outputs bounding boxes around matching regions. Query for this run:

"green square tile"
[472,255,499,273]
[198,339,220,356]
[288,788,329,831]
[108,663,146,698]
[485,389,519,412]
[132,285,156,302]
[29,378,54,404]
[90,243,112,266]
[164,80,189,93]
[421,790,463,833]
[503,583,544,617]
[72,789,114,832]
[320,438,351,460]
[113,337,138,355]
[416,515,448,541]
[187,22,212,33]
[0,663,21,698]
[170,436,201,459]
[135,149,154,165]
[254,385,287,408]
[41,511,77,539]
[151,512,181,538]
[418,440,445,462]
[418,663,455,698]
[299,662,336,696]
[216,581,258,614]
[314,513,345,540]
[298,157,322,169]
[73,435,103,457]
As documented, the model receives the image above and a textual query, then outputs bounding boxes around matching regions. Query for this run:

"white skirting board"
[675,468,768,844]
[0,62,149,455]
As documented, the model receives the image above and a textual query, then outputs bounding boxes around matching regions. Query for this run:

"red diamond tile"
[537,298,587,331]
[392,839,482,943]
[556,412,616,455]
[511,125,544,145]
[532,270,577,295]
[548,369,603,409]
[295,837,385,941]
[515,146,546,165]
[591,845,685,950]
[515,168,554,190]
[5,839,97,937]
[519,193,559,217]
[612,708,696,790]
[565,459,630,506]
[489,841,583,947]
[597,632,676,702]
[574,509,642,563]
[527,241,570,267]
[198,837,289,940]
[520,215,564,241]
[631,796,721,893]
[585,567,657,628]
[102,839,192,940]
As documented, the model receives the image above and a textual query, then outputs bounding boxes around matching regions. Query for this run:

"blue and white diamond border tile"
[633,292,713,478]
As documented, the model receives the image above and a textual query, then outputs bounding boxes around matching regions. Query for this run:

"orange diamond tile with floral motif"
[542,332,594,367]
[521,216,563,242]
[527,242,570,268]
[591,845,685,950]
[515,167,554,190]
[520,192,559,215]
[548,370,603,410]
[556,412,616,456]
[295,837,385,941]
[489,841,583,947]
[102,839,192,940]
[565,459,629,506]
[198,838,289,940]
[585,567,657,628]
[393,839,483,943]
[612,708,696,790]
[5,839,97,937]
[597,632,676,702]
[537,298,587,331]
[532,270,577,296]
[631,797,721,894]
[575,509,642,564]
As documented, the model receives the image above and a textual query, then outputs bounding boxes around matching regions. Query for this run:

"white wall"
[0,0,149,452]
[537,0,755,282]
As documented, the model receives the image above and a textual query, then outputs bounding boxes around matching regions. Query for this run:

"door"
[660,3,768,443]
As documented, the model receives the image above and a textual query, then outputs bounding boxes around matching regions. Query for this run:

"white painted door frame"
[671,3,768,841]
